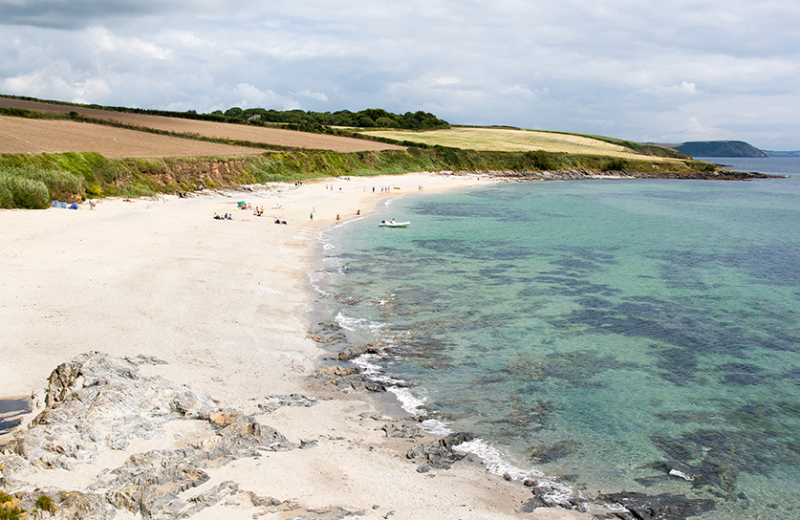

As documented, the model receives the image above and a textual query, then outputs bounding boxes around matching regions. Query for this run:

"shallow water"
[314,164,800,519]
[0,398,29,436]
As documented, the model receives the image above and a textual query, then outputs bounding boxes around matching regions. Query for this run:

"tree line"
[214,107,449,130]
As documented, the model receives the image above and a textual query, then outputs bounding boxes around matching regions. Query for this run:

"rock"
[125,354,169,366]
[519,496,547,513]
[527,440,578,463]
[381,423,423,439]
[317,366,359,378]
[600,492,716,520]
[3,352,219,471]
[6,489,116,520]
[406,432,474,470]
[0,352,295,520]
[336,342,381,361]
[259,394,319,412]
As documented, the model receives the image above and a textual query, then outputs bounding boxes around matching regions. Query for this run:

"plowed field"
[0,97,404,154]
[0,116,266,158]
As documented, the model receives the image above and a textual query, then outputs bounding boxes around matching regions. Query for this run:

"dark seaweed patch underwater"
[319,173,800,519]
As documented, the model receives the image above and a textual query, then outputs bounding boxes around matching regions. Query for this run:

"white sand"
[0,173,592,519]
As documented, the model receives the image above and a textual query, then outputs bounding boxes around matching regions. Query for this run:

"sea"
[310,157,800,519]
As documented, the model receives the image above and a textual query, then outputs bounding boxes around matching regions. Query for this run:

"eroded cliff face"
[137,158,253,189]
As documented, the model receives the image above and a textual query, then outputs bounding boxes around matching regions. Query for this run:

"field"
[0,97,404,154]
[359,127,677,161]
[0,117,266,158]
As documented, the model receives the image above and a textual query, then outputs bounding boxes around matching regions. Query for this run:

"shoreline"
[1,173,595,519]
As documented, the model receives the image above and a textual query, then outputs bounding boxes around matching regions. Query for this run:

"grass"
[0,165,83,209]
[1,144,724,209]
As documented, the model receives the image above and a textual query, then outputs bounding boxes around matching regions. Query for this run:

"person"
[356,209,361,215]
[336,214,340,221]
[310,213,313,220]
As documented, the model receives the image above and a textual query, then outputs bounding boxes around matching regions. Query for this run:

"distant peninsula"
[763,150,800,158]
[669,141,768,158]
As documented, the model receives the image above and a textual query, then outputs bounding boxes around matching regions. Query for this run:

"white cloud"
[88,27,170,60]
[293,89,328,102]
[673,81,697,94]
[233,83,280,107]
[497,84,538,99]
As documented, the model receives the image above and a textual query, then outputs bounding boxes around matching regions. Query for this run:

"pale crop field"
[360,127,675,161]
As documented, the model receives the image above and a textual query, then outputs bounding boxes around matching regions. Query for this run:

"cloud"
[293,89,328,102]
[1,0,799,148]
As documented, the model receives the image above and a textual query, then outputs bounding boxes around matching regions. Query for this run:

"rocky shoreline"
[486,168,780,181]
[309,318,723,520]
[1,350,722,520]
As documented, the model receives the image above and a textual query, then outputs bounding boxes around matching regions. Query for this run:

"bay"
[314,160,800,519]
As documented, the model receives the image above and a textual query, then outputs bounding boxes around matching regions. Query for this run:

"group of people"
[213,213,233,220]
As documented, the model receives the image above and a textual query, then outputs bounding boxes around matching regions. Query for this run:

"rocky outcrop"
[406,432,475,472]
[598,492,716,520]
[0,352,294,519]
[316,365,387,393]
[5,352,218,470]
[493,168,777,181]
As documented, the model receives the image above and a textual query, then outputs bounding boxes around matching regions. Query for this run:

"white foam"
[387,386,427,416]
[336,216,365,227]
[334,311,384,332]
[454,439,577,505]
[419,418,453,436]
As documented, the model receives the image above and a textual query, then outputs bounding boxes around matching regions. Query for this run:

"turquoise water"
[315,163,800,519]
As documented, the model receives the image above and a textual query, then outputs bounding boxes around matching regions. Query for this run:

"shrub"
[3,165,83,200]
[0,491,26,520]
[0,175,50,209]
[526,150,558,170]
[601,157,628,171]
[36,494,56,513]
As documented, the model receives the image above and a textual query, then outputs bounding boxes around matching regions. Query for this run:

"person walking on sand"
[310,212,313,220]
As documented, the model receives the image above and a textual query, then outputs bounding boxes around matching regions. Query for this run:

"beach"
[0,172,590,520]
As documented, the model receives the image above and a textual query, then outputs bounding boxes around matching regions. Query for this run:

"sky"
[1,0,799,150]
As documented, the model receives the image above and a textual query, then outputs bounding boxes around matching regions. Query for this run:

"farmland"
[0,97,404,154]
[358,127,679,161]
[0,116,267,158]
